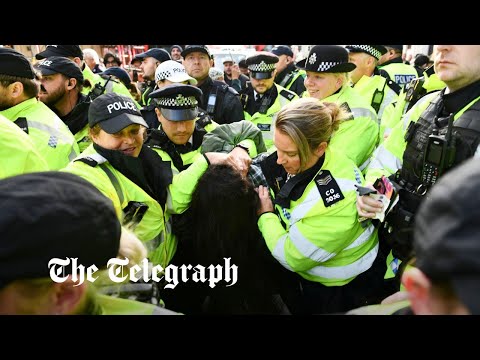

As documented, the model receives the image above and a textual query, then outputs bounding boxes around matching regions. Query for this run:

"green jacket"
[258,147,379,286]
[82,65,141,109]
[0,98,79,170]
[379,72,446,142]
[365,92,439,184]
[304,86,379,171]
[244,83,298,151]
[95,293,180,315]
[0,114,49,179]
[201,120,267,158]
[353,74,398,121]
[63,144,209,267]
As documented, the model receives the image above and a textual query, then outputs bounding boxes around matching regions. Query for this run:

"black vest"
[382,93,480,261]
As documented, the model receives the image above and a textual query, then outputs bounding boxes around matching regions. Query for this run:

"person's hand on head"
[228,146,252,178]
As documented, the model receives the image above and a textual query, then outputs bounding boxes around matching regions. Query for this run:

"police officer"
[240,51,298,151]
[36,56,92,152]
[64,92,240,267]
[0,114,48,179]
[359,45,480,288]
[271,45,306,96]
[378,45,421,89]
[256,98,387,314]
[0,47,79,170]
[182,45,244,125]
[0,171,178,315]
[345,45,400,120]
[35,45,139,107]
[128,48,172,128]
[298,45,379,171]
[146,82,261,171]
[131,48,171,107]
[379,64,446,142]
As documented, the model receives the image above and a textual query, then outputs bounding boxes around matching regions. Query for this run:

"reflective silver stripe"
[272,234,293,271]
[290,178,357,223]
[368,145,402,174]
[165,216,172,234]
[351,107,377,122]
[99,164,124,205]
[68,147,78,161]
[307,242,378,279]
[359,158,370,171]
[289,222,374,264]
[28,120,73,144]
[165,167,178,212]
[344,224,374,250]
[378,87,397,120]
[402,109,414,131]
[289,223,335,262]
[402,93,433,130]
[166,191,174,213]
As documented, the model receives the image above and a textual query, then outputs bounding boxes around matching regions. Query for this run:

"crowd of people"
[1,44,479,315]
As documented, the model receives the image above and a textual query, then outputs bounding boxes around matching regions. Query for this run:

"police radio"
[206,87,218,117]
[86,76,112,102]
[421,114,456,189]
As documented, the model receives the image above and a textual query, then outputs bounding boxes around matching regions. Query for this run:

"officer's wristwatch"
[234,143,250,155]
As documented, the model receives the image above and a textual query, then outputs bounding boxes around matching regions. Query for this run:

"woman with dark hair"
[164,164,291,314]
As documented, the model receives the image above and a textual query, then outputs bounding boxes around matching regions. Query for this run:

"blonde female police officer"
[63,92,238,268]
[297,45,379,171]
[256,97,388,314]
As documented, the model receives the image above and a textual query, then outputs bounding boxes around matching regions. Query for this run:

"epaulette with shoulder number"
[75,157,99,167]
[280,89,296,101]
[386,79,401,95]
[74,153,108,167]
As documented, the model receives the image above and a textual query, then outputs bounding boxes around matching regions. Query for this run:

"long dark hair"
[188,164,261,270]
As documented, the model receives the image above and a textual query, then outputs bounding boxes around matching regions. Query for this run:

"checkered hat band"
[347,45,382,60]
[156,95,197,108]
[316,61,341,72]
[248,61,276,72]
[156,68,186,81]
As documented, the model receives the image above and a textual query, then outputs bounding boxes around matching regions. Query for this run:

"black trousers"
[283,248,395,315]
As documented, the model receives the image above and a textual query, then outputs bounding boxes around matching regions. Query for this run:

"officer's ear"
[67,78,76,90]
[51,276,87,315]
[8,81,24,98]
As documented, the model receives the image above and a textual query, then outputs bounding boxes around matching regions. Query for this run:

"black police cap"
[131,48,171,64]
[344,45,387,61]
[101,66,132,87]
[181,45,211,59]
[35,56,84,82]
[246,52,279,79]
[88,93,148,133]
[149,83,203,121]
[0,171,121,289]
[35,45,84,60]
[271,45,294,58]
[0,47,35,79]
[296,45,356,73]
